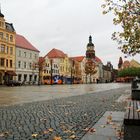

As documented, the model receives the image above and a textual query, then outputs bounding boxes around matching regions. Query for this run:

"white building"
[15,34,40,84]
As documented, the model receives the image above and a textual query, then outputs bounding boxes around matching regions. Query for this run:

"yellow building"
[0,11,16,85]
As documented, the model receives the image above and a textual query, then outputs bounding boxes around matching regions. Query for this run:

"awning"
[5,71,17,76]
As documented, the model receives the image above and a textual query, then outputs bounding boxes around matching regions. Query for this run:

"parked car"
[6,80,21,86]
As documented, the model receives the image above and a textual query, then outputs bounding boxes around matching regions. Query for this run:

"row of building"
[116,57,140,82]
[0,11,116,85]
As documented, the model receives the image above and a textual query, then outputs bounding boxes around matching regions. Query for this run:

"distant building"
[70,56,86,84]
[43,48,68,84]
[15,34,40,84]
[117,57,140,82]
[103,62,113,83]
[0,11,16,85]
[118,57,140,70]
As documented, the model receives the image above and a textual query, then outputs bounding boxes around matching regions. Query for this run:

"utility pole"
[71,59,74,84]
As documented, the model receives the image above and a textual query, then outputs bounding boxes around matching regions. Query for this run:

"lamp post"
[71,59,74,84]
[50,59,53,85]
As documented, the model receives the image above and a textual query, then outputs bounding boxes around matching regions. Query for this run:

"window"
[24,52,26,58]
[0,58,4,67]
[18,74,22,81]
[5,46,8,54]
[35,54,37,59]
[10,60,12,68]
[6,34,9,41]
[10,47,13,55]
[34,75,37,81]
[44,70,46,73]
[24,62,26,69]
[18,61,21,68]
[24,74,27,81]
[29,75,32,81]
[0,44,5,53]
[18,50,21,57]
[30,53,32,58]
[0,22,3,28]
[0,32,3,39]
[46,63,49,67]
[6,59,8,67]
[10,35,13,42]
[29,62,32,69]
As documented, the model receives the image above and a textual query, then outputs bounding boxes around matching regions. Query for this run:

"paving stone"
[0,87,128,139]
[81,111,124,140]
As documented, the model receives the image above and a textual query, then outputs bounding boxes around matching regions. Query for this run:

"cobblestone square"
[0,83,130,139]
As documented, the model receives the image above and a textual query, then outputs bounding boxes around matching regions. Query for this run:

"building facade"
[42,48,67,84]
[15,34,40,84]
[0,11,16,85]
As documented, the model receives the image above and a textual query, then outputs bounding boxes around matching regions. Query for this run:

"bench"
[124,100,140,140]
[124,100,140,125]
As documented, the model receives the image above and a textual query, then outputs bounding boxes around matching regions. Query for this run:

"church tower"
[86,35,95,60]
[85,35,97,83]
[118,57,123,69]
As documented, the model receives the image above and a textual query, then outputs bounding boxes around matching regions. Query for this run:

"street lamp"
[50,59,53,85]
[71,59,74,84]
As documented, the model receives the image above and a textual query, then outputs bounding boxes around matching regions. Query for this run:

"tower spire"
[89,35,92,43]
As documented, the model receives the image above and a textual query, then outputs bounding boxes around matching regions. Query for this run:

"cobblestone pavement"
[0,86,130,140]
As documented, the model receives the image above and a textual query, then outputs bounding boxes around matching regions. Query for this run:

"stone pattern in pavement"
[0,87,127,140]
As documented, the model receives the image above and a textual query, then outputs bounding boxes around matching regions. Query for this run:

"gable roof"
[45,48,67,58]
[16,34,40,52]
[71,55,102,63]
[130,59,140,67]
[122,60,130,68]
[70,56,85,62]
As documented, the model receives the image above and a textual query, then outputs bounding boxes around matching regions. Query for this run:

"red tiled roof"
[70,56,85,62]
[16,34,40,52]
[95,56,102,63]
[71,56,102,63]
[46,48,67,58]
[123,60,130,68]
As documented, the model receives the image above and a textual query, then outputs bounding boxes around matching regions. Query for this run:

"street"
[0,83,130,140]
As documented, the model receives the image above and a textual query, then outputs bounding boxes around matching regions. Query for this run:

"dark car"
[6,80,21,86]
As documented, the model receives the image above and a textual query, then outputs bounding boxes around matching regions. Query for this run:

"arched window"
[10,35,13,42]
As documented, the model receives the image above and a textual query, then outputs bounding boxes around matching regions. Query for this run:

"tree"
[37,57,46,85]
[102,0,140,56]
[118,67,140,77]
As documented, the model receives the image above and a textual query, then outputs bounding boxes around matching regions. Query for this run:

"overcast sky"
[1,0,139,68]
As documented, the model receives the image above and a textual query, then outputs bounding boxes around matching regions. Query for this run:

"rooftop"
[16,34,40,52]
[45,48,67,58]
